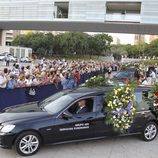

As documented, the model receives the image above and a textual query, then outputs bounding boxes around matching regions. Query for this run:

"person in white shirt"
[25,75,33,87]
[32,75,41,86]
[0,70,8,88]
[150,70,156,84]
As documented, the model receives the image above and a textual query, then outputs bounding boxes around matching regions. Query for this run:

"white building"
[0,30,14,46]
[0,46,32,58]
[0,30,23,46]
[0,0,157,34]
[0,30,32,58]
[134,34,145,45]
[0,0,152,22]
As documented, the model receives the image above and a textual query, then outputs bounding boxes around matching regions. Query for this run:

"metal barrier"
[0,70,104,111]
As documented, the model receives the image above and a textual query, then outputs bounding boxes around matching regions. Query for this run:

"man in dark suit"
[76,100,89,114]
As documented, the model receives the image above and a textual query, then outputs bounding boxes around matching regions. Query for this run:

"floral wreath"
[105,86,136,133]
[148,84,158,116]
[83,76,108,87]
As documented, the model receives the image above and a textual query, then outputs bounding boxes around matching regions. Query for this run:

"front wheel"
[142,122,158,141]
[14,131,41,156]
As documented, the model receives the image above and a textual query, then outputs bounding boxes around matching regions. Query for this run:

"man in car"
[76,100,89,114]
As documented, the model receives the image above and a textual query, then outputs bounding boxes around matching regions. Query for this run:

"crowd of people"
[1,56,157,90]
[130,63,158,85]
[136,64,158,85]
[0,58,118,90]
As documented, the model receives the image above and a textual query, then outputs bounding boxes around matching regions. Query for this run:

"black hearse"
[0,86,157,156]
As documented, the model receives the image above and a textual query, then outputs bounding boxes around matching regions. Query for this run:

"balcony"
[106,2,141,23]
[105,13,140,23]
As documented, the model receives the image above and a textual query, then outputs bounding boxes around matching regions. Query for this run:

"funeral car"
[0,86,157,156]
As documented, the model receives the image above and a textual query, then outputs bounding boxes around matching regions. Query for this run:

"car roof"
[66,87,111,98]
[66,85,154,98]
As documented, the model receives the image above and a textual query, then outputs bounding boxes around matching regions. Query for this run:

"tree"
[92,34,113,56]
[144,39,158,57]
[12,32,55,57]
[110,44,128,57]
[12,32,113,57]
[125,44,146,58]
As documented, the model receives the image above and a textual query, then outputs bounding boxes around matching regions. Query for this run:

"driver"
[76,100,89,114]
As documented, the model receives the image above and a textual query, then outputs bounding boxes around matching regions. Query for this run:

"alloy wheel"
[144,124,157,140]
[19,135,39,155]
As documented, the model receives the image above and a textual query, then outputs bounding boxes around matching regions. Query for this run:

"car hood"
[2,102,41,113]
[0,112,49,124]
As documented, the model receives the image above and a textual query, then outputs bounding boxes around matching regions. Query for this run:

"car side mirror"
[62,111,72,120]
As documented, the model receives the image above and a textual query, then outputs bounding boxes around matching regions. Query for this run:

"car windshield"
[44,95,74,114]
[115,72,129,78]
[39,91,66,107]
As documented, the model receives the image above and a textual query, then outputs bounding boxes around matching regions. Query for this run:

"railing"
[105,13,140,22]
[0,70,106,111]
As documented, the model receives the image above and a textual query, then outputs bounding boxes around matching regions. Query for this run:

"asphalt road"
[1,135,158,158]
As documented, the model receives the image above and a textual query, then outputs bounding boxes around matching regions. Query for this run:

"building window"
[6,42,11,46]
[21,49,25,57]
[16,48,20,58]
[106,2,141,14]
[28,49,32,57]
[54,2,69,18]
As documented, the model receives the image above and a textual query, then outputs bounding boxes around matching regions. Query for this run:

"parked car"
[20,57,31,63]
[9,55,17,62]
[0,54,17,62]
[0,86,157,156]
[112,70,136,83]
[0,55,5,61]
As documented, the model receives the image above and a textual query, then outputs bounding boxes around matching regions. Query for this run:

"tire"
[142,122,158,141]
[14,131,41,156]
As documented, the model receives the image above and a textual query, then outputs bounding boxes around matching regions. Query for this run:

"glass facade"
[0,0,157,24]
[0,0,54,21]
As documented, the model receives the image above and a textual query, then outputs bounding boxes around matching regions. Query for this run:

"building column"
[0,30,2,46]
[0,30,7,46]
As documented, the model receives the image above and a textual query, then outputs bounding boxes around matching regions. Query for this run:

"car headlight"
[0,125,15,133]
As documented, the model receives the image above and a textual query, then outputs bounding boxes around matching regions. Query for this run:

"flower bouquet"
[83,76,108,88]
[105,86,136,133]
[148,84,158,116]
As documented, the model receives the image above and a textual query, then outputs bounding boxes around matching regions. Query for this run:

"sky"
[108,33,135,45]
[87,32,135,45]
[87,32,150,45]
